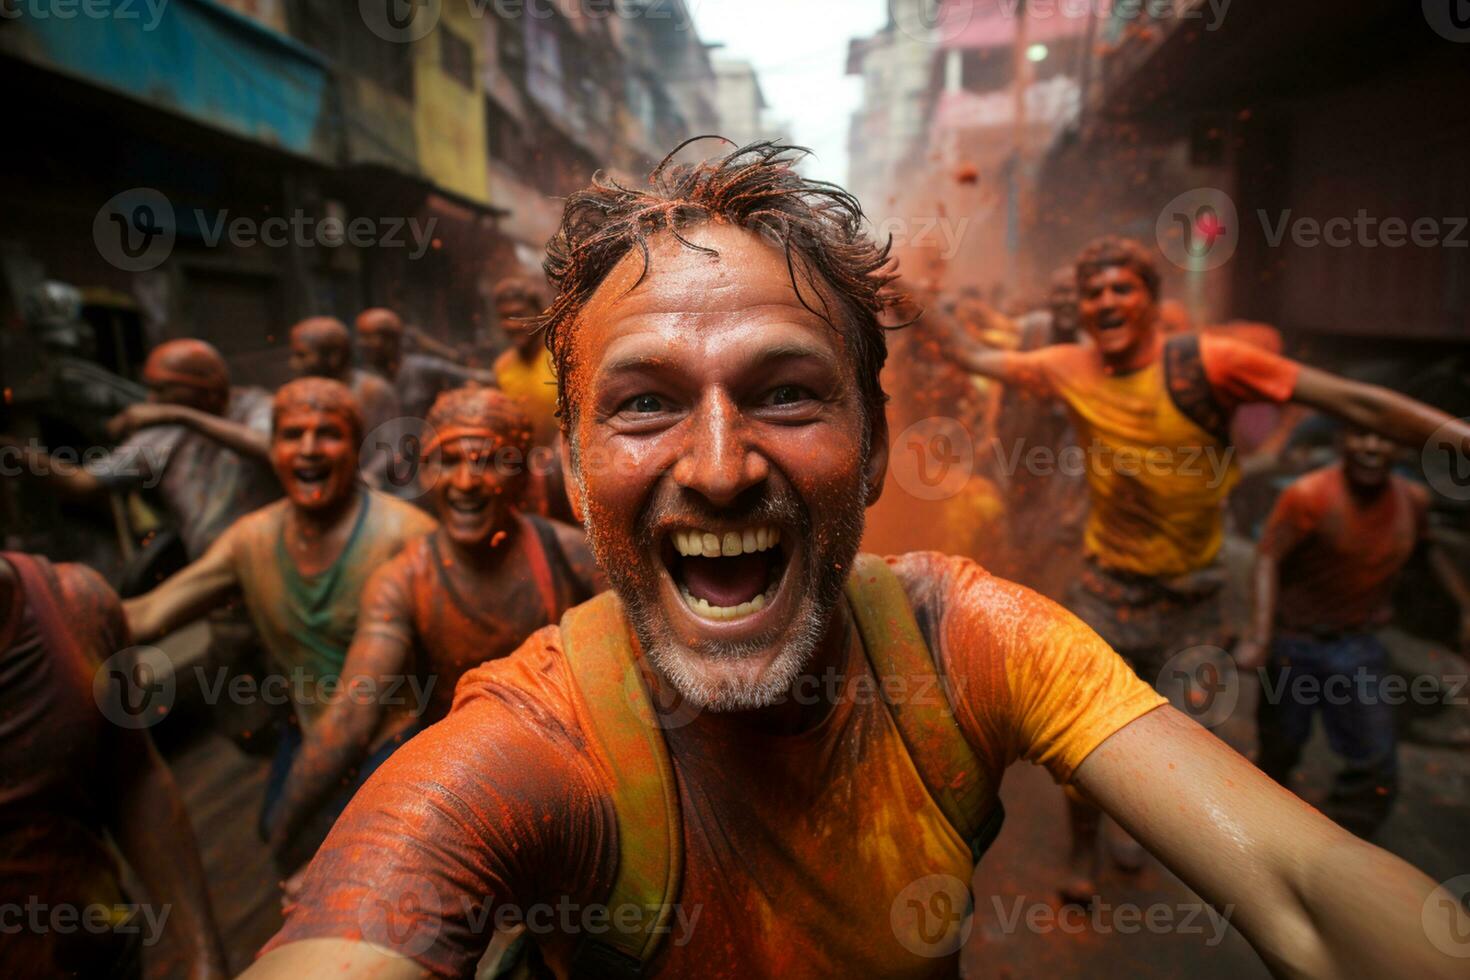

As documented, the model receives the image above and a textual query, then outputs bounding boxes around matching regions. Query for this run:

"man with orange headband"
[5,338,279,560]
[124,378,436,868]
[354,307,495,419]
[263,384,602,864]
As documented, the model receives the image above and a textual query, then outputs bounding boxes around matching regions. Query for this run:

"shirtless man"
[353,308,495,419]
[0,551,227,978]
[263,385,601,861]
[249,144,1467,978]
[287,317,402,488]
[123,378,436,868]
[940,234,1470,899]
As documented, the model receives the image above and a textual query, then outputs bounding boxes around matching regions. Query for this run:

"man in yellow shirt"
[942,234,1470,899]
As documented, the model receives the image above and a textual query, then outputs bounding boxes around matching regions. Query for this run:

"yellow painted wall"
[414,6,490,206]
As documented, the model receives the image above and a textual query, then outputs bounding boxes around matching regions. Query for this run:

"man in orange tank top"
[262,385,601,864]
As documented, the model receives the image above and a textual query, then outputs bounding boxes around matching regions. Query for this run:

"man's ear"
[558,432,585,524]
[863,410,889,508]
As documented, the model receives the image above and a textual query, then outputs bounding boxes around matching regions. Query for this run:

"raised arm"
[0,433,107,498]
[264,564,418,861]
[1076,705,1469,977]
[123,529,241,642]
[928,307,1032,383]
[1291,365,1470,452]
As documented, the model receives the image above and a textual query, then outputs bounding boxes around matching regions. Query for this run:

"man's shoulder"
[447,621,590,737]
[881,551,1063,646]
[365,490,438,539]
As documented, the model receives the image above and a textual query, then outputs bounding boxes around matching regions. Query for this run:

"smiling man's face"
[1079,265,1157,366]
[562,223,888,711]
[425,435,524,547]
[272,408,359,512]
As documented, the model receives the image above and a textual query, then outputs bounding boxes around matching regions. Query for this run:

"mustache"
[634,484,806,552]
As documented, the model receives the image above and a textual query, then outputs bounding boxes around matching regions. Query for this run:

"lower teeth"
[681,581,778,621]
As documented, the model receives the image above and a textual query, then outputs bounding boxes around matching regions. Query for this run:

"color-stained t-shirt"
[0,555,138,974]
[264,552,1164,978]
[1009,335,1300,577]
[1260,464,1428,634]
[228,489,436,728]
[356,517,597,722]
[494,346,560,450]
[88,386,279,558]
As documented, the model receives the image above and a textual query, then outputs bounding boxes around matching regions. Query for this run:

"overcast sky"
[689,0,891,187]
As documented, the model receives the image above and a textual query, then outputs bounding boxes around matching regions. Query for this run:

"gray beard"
[574,458,865,712]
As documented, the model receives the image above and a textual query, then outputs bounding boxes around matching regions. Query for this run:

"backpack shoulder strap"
[844,553,1004,861]
[1162,333,1232,445]
[558,592,682,978]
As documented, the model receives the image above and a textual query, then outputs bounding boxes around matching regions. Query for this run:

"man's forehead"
[575,226,843,359]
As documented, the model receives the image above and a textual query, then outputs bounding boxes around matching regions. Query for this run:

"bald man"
[288,317,402,440]
[8,339,279,560]
[354,307,494,419]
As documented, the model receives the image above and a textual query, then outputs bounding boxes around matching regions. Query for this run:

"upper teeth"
[672,526,780,558]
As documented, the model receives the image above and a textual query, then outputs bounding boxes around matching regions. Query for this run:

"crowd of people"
[2,142,1469,978]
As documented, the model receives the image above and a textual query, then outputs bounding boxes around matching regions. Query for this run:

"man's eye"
[766,385,812,406]
[622,394,667,414]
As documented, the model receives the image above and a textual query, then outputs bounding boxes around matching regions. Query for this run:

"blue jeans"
[1255,632,1398,835]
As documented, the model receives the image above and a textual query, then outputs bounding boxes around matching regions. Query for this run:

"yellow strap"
[559,592,682,973]
[844,554,995,849]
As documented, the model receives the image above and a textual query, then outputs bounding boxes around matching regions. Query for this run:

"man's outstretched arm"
[123,530,241,642]
[109,403,272,462]
[247,939,426,978]
[1076,705,1469,978]
[928,308,1031,383]
[1291,365,1470,452]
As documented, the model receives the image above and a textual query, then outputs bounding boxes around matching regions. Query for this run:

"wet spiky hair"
[540,139,897,430]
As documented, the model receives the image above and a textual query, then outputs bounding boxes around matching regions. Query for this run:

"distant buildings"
[0,0,746,389]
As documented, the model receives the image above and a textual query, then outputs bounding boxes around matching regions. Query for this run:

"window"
[441,29,474,89]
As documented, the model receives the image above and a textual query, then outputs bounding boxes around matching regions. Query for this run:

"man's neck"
[287,488,362,547]
[1100,327,1162,375]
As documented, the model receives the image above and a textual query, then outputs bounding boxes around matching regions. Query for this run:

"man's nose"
[672,389,769,507]
[299,430,319,455]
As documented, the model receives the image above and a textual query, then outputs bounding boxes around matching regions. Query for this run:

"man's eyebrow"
[599,342,839,378]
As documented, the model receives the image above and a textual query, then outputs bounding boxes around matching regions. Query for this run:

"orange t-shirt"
[1260,465,1428,633]
[1009,335,1300,576]
[265,553,1164,978]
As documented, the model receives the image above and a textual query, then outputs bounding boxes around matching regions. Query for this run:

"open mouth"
[292,461,332,492]
[446,490,490,517]
[660,524,791,623]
